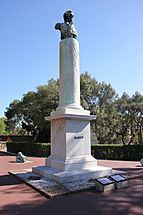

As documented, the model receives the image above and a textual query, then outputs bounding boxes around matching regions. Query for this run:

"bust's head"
[63,10,74,23]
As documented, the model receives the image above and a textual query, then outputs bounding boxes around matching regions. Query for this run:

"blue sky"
[0,0,143,117]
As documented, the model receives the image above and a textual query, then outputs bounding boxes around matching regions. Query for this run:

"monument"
[33,10,112,182]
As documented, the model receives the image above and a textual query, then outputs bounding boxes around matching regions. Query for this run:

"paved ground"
[0,152,143,215]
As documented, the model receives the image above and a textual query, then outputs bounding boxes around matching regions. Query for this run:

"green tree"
[5,79,59,142]
[5,99,23,134]
[130,92,143,144]
[114,93,135,145]
[0,117,6,134]
[5,72,143,145]
[92,82,118,144]
[80,72,98,110]
[113,92,143,145]
[80,72,118,144]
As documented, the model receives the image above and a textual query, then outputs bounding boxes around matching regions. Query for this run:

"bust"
[55,10,78,40]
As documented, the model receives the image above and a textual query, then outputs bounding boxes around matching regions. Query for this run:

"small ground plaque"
[109,174,128,189]
[94,177,114,192]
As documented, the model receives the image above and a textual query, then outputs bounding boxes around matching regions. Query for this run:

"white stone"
[94,179,115,192]
[57,38,82,110]
[114,180,128,189]
[49,107,90,117]
[108,175,128,189]
[33,112,113,182]
[45,113,97,171]
[32,165,112,183]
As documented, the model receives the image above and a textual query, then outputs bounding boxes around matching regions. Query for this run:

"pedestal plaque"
[109,175,128,189]
[94,177,115,192]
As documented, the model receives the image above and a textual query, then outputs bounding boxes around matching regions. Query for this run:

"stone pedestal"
[32,38,112,182]
[33,114,112,182]
[45,113,96,171]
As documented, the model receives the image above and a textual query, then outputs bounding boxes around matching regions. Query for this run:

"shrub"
[91,144,143,161]
[6,142,51,157]
[6,142,143,161]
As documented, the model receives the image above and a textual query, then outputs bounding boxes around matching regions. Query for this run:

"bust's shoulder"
[55,22,68,30]
[55,23,61,30]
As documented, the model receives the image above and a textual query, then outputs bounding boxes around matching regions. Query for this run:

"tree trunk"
[139,125,143,144]
[121,135,126,145]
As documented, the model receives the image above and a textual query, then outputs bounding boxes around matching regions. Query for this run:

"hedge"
[6,142,143,160]
[6,142,51,157]
[91,144,143,161]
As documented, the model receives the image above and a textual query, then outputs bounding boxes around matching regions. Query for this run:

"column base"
[48,106,91,117]
[45,155,97,171]
[32,165,112,183]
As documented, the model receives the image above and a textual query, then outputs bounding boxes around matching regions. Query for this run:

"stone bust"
[55,10,78,40]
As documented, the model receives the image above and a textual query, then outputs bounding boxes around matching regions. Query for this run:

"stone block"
[94,177,115,192]
[109,174,128,189]
[32,165,112,183]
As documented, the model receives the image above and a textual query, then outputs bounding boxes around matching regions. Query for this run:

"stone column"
[57,38,82,110]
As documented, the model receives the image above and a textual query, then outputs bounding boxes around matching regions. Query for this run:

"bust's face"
[69,11,74,19]
[64,10,74,23]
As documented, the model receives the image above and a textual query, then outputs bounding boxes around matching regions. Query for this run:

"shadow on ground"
[0,178,143,215]
[0,174,23,186]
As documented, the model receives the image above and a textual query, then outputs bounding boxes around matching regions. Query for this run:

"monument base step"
[32,165,113,183]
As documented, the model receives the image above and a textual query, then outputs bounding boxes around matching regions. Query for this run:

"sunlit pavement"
[0,152,143,215]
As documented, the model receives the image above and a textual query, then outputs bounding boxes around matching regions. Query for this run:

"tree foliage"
[4,73,143,144]
[0,117,6,134]
[5,79,59,142]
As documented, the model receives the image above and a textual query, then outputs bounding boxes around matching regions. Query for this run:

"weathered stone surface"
[57,38,82,110]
